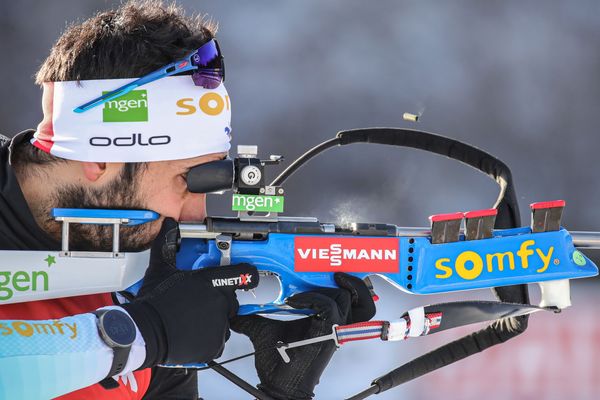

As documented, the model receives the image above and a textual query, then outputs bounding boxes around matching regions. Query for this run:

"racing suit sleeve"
[0,306,145,399]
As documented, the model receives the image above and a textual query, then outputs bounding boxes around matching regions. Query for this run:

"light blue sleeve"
[0,307,145,399]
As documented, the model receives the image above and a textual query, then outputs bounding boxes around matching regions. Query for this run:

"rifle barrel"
[179,223,214,239]
[571,231,600,249]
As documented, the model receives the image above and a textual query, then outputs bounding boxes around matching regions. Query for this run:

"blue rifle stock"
[174,219,597,316]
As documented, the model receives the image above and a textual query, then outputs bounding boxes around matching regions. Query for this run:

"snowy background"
[2,1,600,399]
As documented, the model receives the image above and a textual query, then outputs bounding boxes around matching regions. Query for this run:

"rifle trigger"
[363,276,379,302]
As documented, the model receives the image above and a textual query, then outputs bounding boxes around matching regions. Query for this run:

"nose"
[179,192,207,222]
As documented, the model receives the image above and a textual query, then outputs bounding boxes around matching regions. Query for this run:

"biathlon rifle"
[172,128,600,399]
[2,128,598,399]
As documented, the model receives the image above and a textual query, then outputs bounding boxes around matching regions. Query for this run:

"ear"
[81,162,107,182]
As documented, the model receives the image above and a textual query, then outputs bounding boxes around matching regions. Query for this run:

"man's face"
[49,152,226,252]
[137,152,227,222]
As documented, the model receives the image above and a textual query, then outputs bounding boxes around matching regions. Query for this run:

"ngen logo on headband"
[102,90,148,122]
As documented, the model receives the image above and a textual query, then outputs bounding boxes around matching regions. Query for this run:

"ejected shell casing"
[403,112,419,122]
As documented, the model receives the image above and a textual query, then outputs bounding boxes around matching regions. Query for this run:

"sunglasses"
[74,39,225,113]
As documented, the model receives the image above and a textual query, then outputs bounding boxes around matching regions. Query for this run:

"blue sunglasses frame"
[73,39,224,113]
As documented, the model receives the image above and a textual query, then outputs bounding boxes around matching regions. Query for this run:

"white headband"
[32,76,231,162]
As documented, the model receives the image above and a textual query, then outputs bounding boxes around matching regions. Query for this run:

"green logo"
[573,251,586,266]
[102,90,148,122]
[232,194,284,213]
[0,270,49,301]
[44,255,56,267]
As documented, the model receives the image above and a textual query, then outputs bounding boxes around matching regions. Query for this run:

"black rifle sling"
[343,129,528,399]
[274,128,529,399]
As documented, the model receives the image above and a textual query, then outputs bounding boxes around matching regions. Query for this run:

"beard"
[40,164,159,252]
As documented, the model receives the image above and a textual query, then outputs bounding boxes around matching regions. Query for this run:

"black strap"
[271,128,529,399]
[417,300,546,333]
[272,128,520,228]
[208,363,275,400]
[336,129,527,399]
[194,300,544,398]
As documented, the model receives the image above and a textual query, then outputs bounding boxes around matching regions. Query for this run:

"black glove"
[122,218,259,367]
[231,273,376,400]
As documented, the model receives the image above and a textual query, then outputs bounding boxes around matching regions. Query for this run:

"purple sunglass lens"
[192,70,223,89]
[193,40,219,66]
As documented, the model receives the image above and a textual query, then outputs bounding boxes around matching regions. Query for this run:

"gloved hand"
[122,218,258,367]
[231,273,376,400]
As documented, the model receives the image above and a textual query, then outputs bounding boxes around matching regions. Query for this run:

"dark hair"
[36,0,216,83]
[15,0,216,174]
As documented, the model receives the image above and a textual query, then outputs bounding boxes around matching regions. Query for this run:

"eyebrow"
[184,154,228,169]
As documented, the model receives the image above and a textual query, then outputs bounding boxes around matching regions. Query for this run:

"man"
[0,1,375,399]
